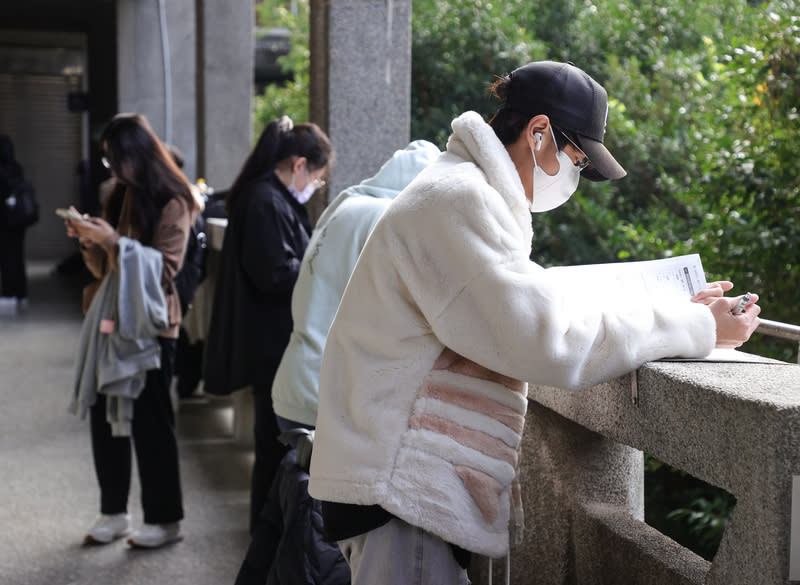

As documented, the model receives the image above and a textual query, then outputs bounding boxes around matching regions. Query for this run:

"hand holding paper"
[691,280,733,305]
[689,281,760,348]
[545,253,762,355]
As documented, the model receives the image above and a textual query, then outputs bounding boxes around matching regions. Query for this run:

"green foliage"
[256,0,285,25]
[417,0,800,361]
[691,4,800,359]
[645,455,736,560]
[411,0,548,146]
[667,496,733,553]
[253,0,310,135]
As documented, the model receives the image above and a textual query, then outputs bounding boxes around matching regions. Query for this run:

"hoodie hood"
[315,140,441,232]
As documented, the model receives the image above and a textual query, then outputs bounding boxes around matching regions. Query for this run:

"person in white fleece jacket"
[308,61,761,585]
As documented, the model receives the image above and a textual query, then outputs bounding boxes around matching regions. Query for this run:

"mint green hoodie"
[271,140,441,427]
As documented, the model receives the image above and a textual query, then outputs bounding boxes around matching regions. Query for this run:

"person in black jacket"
[204,116,334,533]
[0,135,36,311]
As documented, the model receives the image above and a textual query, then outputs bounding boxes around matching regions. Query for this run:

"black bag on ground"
[174,213,207,315]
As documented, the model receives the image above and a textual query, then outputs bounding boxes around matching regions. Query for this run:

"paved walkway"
[0,261,252,585]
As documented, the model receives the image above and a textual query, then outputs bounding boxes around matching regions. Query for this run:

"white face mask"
[529,127,581,213]
[288,170,317,204]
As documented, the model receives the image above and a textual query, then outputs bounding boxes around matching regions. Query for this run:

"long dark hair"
[225,116,334,215]
[100,113,196,244]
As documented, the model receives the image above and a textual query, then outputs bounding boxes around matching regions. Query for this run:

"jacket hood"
[447,111,533,244]
[315,140,441,231]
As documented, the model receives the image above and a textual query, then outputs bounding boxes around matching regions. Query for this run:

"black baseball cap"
[506,61,626,182]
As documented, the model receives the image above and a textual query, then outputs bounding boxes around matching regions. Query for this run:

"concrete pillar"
[116,0,198,180]
[308,0,411,221]
[196,0,254,191]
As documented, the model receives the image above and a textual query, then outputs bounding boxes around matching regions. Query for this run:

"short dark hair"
[487,76,531,146]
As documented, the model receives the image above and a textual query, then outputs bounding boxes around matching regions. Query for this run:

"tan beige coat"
[81,191,193,339]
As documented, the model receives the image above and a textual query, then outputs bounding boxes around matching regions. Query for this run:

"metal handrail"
[756,318,800,363]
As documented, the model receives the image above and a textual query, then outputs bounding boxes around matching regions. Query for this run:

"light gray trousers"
[338,516,471,585]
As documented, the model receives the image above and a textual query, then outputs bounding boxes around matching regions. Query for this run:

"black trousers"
[250,383,289,534]
[0,227,27,298]
[89,337,184,524]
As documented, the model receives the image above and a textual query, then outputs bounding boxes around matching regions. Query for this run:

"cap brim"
[578,137,626,182]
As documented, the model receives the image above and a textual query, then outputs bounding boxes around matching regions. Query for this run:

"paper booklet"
[545,254,780,363]
[660,348,786,364]
[545,253,708,299]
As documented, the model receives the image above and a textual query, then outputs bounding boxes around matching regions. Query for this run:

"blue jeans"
[338,517,470,585]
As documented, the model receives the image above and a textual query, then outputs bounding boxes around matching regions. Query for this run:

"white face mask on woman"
[288,170,317,204]
[529,126,581,213]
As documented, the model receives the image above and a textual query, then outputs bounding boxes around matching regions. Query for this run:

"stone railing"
[477,357,800,585]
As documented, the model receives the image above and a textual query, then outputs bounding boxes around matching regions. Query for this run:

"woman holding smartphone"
[64,113,198,548]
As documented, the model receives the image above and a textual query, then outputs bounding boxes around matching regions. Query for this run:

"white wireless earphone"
[534,132,543,151]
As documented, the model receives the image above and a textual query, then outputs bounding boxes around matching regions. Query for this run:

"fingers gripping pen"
[731,292,752,315]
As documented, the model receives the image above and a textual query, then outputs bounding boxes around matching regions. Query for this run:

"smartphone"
[55,208,85,221]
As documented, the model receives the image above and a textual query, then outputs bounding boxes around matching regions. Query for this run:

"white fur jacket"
[308,111,715,557]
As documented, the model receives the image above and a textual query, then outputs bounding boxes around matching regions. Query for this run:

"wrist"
[100,230,120,253]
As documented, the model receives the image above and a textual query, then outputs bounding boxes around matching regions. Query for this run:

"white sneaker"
[127,522,182,548]
[0,297,17,315]
[85,513,131,544]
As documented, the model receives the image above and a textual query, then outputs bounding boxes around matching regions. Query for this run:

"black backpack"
[174,213,208,315]
[2,178,38,229]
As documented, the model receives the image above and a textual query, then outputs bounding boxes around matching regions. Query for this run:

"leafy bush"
[253,0,311,133]
[645,455,736,561]
[411,0,548,146]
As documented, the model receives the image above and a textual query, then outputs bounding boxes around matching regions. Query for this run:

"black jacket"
[235,448,351,585]
[204,173,311,395]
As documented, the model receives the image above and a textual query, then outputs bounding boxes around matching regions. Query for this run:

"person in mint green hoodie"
[271,139,441,432]
[230,141,441,585]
